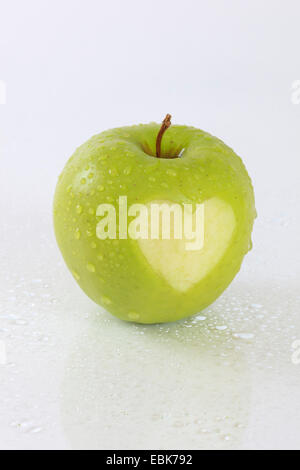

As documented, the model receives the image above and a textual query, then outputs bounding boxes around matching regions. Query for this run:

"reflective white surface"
[0,0,300,450]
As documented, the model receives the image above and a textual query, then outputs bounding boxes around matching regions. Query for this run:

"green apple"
[53,116,256,324]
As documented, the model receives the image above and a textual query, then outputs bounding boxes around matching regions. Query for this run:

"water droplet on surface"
[88,208,95,215]
[97,185,104,192]
[90,241,97,249]
[15,420,43,434]
[233,333,254,340]
[216,325,228,331]
[31,427,43,434]
[196,315,207,321]
[80,178,86,185]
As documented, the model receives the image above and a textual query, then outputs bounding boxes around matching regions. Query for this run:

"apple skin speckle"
[53,122,256,324]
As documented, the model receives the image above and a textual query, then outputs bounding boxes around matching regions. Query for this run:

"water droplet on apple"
[101,295,112,305]
[88,208,95,215]
[124,166,132,175]
[97,253,103,261]
[97,185,105,192]
[90,241,97,249]
[86,263,96,273]
[128,312,140,321]
[76,205,83,215]
[72,270,80,280]
[80,177,86,184]
[166,169,177,177]
[74,229,81,240]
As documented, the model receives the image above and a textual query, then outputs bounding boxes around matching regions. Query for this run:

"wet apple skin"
[53,123,256,323]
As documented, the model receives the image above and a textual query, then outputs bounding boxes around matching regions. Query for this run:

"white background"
[0,0,300,449]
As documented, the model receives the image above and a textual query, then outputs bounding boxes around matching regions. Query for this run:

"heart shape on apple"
[138,197,236,293]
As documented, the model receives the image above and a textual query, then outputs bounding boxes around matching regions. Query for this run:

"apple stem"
[156,114,172,158]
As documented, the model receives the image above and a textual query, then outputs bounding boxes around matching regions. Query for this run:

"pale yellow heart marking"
[138,197,236,292]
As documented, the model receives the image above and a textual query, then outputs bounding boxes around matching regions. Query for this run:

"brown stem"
[156,114,172,158]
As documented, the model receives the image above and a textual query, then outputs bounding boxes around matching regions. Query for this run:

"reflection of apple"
[53,115,256,323]
[61,313,250,449]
